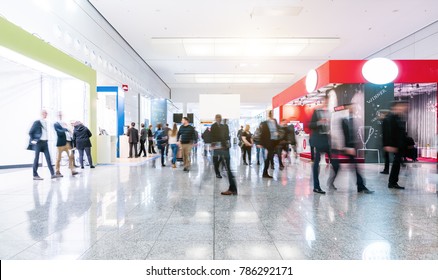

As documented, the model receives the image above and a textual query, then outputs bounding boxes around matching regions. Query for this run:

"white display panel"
[199,94,240,120]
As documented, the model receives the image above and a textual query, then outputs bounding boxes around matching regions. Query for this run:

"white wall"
[0,0,170,99]
[367,21,438,59]
[171,87,284,104]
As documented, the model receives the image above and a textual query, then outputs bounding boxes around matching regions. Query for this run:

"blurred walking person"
[73,121,95,169]
[147,124,156,155]
[28,110,59,180]
[211,114,237,195]
[328,104,374,193]
[259,110,280,178]
[177,117,197,171]
[309,96,338,194]
[168,123,179,168]
[241,124,253,165]
[384,101,408,189]
[138,123,147,157]
[380,110,391,174]
[202,127,212,156]
[127,122,139,158]
[54,111,78,177]
[155,123,168,167]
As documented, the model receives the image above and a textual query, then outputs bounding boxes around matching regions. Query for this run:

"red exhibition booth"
[272,60,438,163]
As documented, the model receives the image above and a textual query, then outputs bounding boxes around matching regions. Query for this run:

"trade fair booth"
[273,59,438,163]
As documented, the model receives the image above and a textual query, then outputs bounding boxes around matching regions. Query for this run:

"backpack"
[155,130,168,147]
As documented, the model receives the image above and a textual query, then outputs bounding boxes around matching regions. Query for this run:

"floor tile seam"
[144,207,176,260]
[6,239,42,260]
[248,199,284,260]
[0,220,29,234]
[76,229,115,260]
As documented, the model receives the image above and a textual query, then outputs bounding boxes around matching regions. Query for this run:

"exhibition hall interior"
[0,0,437,260]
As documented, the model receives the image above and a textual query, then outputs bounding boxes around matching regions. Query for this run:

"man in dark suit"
[309,96,339,194]
[137,123,147,157]
[211,114,237,195]
[384,101,408,189]
[54,111,78,177]
[127,122,139,158]
[259,110,280,178]
[333,104,373,193]
[29,110,60,180]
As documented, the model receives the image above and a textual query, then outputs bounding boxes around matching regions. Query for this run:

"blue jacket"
[54,122,69,147]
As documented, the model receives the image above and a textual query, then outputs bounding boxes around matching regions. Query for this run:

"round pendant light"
[306,69,318,93]
[362,58,399,85]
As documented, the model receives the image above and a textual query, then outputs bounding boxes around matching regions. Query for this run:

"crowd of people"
[29,99,414,196]
[29,110,94,180]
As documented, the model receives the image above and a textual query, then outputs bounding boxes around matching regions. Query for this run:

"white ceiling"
[89,0,438,113]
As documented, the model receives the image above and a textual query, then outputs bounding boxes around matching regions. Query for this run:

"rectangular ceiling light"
[251,6,304,17]
[175,73,293,84]
[171,38,339,57]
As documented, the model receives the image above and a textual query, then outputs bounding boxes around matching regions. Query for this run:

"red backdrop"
[282,105,315,134]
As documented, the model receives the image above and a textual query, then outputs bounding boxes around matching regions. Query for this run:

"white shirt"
[168,133,178,144]
[40,119,48,140]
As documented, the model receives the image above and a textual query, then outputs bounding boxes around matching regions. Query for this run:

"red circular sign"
[303,139,307,149]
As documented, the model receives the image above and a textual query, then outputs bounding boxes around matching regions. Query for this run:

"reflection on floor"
[0,149,437,260]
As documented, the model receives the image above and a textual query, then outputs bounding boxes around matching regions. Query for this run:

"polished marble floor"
[0,149,437,260]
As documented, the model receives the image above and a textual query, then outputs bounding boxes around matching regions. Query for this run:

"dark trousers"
[213,149,237,193]
[329,154,364,189]
[389,152,402,184]
[129,142,138,157]
[383,151,390,171]
[78,147,93,168]
[148,140,156,154]
[138,140,147,156]
[164,144,169,156]
[159,146,165,165]
[313,147,339,189]
[310,146,315,161]
[263,146,276,175]
[33,140,55,177]
[242,146,252,163]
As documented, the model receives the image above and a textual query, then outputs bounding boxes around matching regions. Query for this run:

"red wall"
[282,105,315,133]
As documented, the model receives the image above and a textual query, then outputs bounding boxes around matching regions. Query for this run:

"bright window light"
[362,58,399,85]
[0,45,71,78]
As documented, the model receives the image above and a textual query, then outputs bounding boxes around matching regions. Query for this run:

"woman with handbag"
[241,125,253,165]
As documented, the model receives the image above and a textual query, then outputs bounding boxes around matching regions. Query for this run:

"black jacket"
[259,119,279,149]
[28,120,44,150]
[202,129,212,144]
[29,120,43,142]
[210,122,230,148]
[342,117,356,149]
[73,124,92,149]
[383,112,407,150]
[309,109,330,150]
[127,127,139,143]
[381,116,390,147]
[54,122,69,147]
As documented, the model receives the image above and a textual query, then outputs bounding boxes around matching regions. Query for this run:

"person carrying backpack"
[155,123,168,167]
